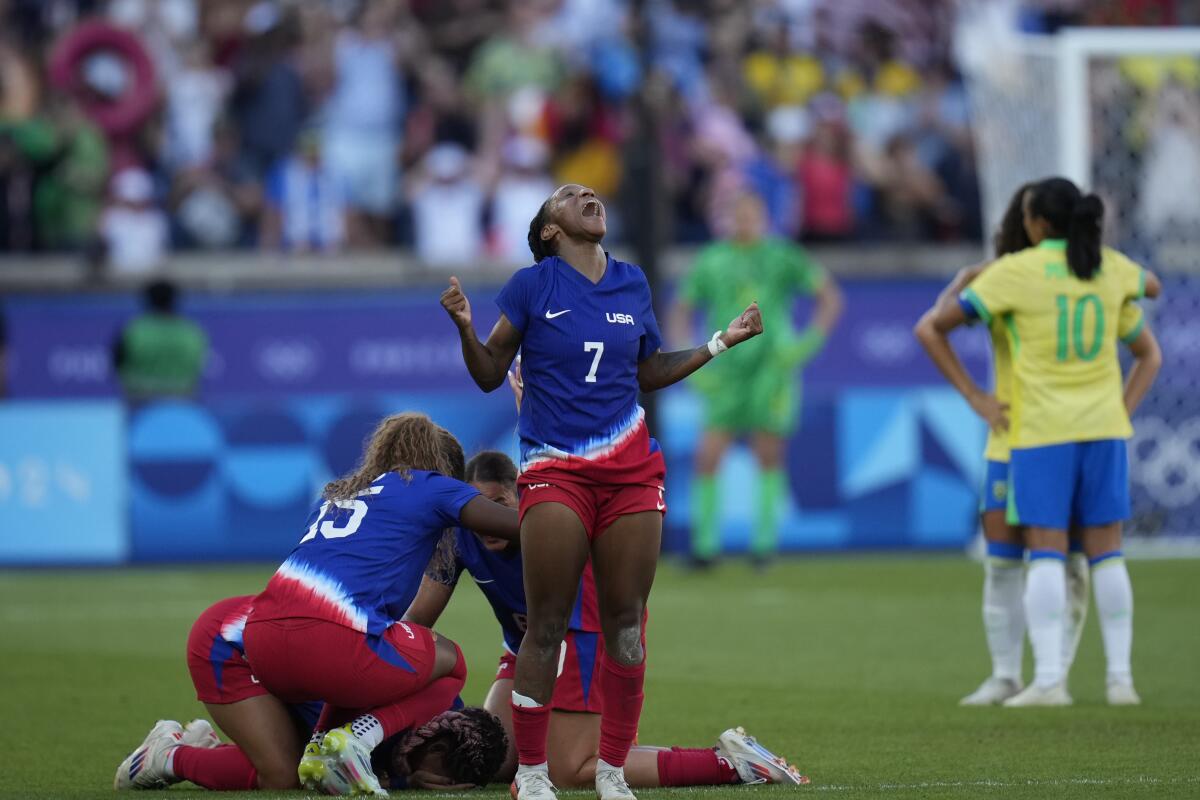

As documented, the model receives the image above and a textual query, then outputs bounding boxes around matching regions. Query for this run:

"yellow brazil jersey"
[964,240,1147,451]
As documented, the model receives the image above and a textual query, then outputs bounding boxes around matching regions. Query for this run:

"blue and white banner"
[0,402,127,563]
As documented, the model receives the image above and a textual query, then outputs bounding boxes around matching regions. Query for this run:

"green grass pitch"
[1,557,1197,799]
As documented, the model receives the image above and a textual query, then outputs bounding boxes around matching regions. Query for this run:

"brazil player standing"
[917,184,1156,706]
[240,413,520,795]
[669,191,843,567]
[440,183,763,800]
[918,177,1162,707]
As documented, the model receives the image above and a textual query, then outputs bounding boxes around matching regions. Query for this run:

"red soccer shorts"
[494,630,604,712]
[518,424,667,540]
[187,596,269,705]
[243,617,438,709]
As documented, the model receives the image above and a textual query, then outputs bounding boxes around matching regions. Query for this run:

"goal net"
[961,20,1200,553]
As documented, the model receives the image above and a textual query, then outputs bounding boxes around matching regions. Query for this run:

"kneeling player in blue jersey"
[406,450,805,789]
[235,412,519,795]
[113,595,507,792]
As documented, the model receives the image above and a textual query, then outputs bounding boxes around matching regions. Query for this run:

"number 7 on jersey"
[584,341,604,383]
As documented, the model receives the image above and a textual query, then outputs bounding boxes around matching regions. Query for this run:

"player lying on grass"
[406,448,806,789]
[915,182,1160,706]
[916,177,1162,707]
[113,593,507,792]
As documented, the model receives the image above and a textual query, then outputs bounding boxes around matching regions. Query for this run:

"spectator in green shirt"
[669,191,843,568]
[113,280,208,401]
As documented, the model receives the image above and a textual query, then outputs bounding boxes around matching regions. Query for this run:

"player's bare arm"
[403,575,455,629]
[404,532,459,627]
[441,276,522,392]
[637,302,764,392]
[1123,324,1162,415]
[459,495,520,542]
[913,300,1009,433]
[1143,270,1162,299]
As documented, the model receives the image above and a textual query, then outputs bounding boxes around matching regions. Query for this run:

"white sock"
[983,559,1025,681]
[164,747,178,779]
[1091,554,1134,684]
[512,690,544,708]
[1062,552,1090,673]
[349,714,384,749]
[596,759,623,776]
[1024,556,1066,688]
[517,762,550,776]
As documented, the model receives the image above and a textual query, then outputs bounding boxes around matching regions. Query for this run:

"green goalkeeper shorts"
[695,368,800,436]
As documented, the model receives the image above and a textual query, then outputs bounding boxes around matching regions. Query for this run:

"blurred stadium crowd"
[0,0,1192,275]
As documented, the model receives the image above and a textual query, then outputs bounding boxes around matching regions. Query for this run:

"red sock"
[597,653,645,768]
[657,748,739,786]
[511,700,551,766]
[172,744,258,790]
[369,644,468,738]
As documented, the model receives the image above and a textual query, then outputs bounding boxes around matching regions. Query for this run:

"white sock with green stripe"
[1091,551,1133,684]
[983,541,1025,681]
[1024,551,1066,688]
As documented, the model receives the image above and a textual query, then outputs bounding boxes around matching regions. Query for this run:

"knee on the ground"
[256,763,301,791]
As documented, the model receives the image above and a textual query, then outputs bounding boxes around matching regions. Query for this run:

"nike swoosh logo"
[545,309,571,319]
[473,578,496,585]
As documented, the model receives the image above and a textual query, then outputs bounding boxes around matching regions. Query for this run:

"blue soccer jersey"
[426,528,602,653]
[496,254,663,468]
[253,470,479,636]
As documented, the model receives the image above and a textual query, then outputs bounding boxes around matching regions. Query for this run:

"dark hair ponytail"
[1066,193,1103,280]
[527,199,555,262]
[993,182,1033,257]
[1027,177,1104,280]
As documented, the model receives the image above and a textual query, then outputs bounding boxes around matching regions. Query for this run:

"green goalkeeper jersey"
[680,237,824,370]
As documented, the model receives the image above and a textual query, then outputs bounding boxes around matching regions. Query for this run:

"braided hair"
[527,198,555,261]
[385,708,509,787]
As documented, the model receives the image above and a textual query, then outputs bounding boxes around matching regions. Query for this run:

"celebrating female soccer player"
[915,177,1162,707]
[916,185,1158,706]
[238,412,518,796]
[440,183,763,800]
[405,451,804,789]
[114,595,506,793]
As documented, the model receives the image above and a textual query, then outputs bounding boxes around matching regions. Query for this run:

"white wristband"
[707,330,728,358]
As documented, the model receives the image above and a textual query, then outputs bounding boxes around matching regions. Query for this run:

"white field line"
[808,775,1200,792]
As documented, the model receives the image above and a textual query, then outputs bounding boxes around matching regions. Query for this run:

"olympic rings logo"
[1129,416,1200,509]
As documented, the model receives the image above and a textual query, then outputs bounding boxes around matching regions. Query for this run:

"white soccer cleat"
[512,767,558,800]
[595,767,636,800]
[960,676,1024,706]
[1106,680,1142,706]
[318,726,387,797]
[716,727,808,785]
[1002,682,1073,707]
[298,738,359,796]
[113,720,184,790]
[181,718,221,749]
